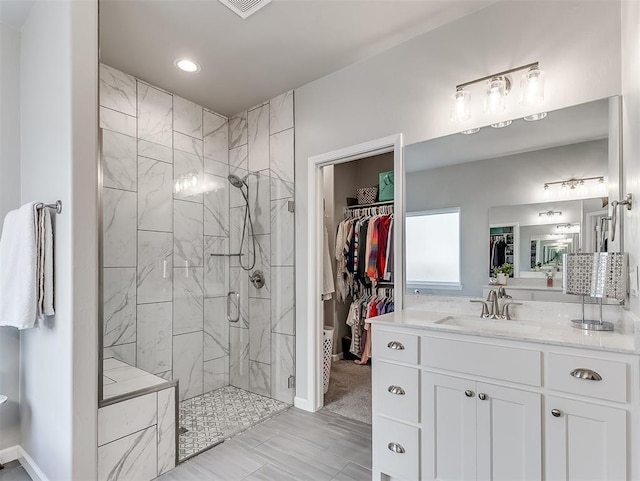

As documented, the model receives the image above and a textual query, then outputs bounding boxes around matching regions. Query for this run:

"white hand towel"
[0,203,38,329]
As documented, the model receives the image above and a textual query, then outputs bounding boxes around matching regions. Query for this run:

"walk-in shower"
[99,62,296,465]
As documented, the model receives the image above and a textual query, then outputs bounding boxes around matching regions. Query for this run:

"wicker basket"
[357,186,378,205]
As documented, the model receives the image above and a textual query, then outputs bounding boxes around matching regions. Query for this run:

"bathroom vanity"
[370,307,639,481]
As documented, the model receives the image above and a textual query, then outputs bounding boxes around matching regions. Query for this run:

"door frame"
[304,134,404,412]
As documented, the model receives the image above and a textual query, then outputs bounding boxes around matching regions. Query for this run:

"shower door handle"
[227,291,240,323]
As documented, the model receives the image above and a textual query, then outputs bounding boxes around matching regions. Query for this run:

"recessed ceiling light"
[175,59,200,73]
[460,128,481,135]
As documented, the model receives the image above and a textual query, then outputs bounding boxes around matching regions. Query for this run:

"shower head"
[228,174,247,189]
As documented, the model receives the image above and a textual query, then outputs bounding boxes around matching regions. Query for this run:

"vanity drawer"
[547,353,628,403]
[373,329,419,365]
[376,361,420,424]
[375,415,420,481]
[422,337,542,386]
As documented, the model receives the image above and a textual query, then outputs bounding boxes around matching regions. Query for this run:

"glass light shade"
[490,120,512,129]
[521,67,545,106]
[485,77,507,114]
[460,127,480,135]
[451,89,470,122]
[523,112,547,122]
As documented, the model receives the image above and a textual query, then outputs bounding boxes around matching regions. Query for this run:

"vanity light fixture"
[543,176,605,193]
[452,61,542,123]
[539,210,562,218]
[175,58,201,73]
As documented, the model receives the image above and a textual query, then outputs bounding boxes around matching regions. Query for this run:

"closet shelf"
[345,200,394,209]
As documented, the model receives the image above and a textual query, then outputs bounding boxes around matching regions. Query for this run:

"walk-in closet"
[321,153,395,424]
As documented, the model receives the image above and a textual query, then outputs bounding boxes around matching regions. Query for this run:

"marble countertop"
[483,284,564,292]
[369,299,640,354]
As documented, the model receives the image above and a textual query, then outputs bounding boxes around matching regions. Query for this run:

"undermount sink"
[434,315,541,334]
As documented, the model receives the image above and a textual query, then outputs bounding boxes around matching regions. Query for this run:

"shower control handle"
[227,291,240,323]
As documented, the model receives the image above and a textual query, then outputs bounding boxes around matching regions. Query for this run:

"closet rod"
[345,200,394,209]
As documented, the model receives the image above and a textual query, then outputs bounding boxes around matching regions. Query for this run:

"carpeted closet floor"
[323,360,372,424]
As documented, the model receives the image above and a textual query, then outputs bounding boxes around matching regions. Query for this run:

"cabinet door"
[422,372,476,481]
[546,396,627,481]
[476,383,542,481]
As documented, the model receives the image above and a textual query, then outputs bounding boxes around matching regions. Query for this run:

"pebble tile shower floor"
[179,386,290,459]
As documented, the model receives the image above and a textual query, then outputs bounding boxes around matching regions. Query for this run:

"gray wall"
[293,0,621,405]
[0,22,22,452]
[405,139,607,297]
[19,1,98,479]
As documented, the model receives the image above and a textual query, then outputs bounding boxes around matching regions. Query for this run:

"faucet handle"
[497,287,512,299]
[500,302,523,320]
[470,299,490,318]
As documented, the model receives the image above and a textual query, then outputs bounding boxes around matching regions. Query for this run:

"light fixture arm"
[455,62,539,90]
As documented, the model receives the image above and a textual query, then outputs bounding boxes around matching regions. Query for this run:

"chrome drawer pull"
[551,409,562,418]
[387,341,405,350]
[388,442,405,454]
[387,385,406,396]
[570,368,603,381]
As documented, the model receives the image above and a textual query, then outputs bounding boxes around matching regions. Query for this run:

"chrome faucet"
[486,289,500,319]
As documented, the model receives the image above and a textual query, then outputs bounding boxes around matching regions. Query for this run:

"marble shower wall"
[100,63,296,405]
[100,63,230,401]
[228,92,296,404]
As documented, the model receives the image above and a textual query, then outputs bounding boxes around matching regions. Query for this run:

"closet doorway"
[306,134,404,415]
[321,153,395,423]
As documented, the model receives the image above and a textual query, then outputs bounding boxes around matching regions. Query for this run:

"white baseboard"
[294,396,317,412]
[0,445,49,481]
[17,447,49,481]
[331,352,343,362]
[0,445,19,464]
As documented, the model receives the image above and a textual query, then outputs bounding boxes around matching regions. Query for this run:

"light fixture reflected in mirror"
[539,210,562,218]
[543,176,606,195]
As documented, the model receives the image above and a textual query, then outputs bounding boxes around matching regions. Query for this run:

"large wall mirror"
[404,97,621,303]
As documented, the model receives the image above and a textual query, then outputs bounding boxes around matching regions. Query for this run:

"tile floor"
[0,461,31,481]
[163,407,371,481]
[179,386,290,460]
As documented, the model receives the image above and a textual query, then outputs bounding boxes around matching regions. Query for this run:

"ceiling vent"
[219,0,271,19]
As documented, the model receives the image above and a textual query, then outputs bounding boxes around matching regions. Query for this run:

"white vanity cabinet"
[371,322,638,481]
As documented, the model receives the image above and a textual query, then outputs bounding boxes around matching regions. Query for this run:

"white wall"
[622,1,640,315]
[0,21,22,452]
[294,0,622,405]
[19,1,98,479]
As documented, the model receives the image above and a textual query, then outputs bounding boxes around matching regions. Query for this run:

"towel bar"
[35,200,62,214]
